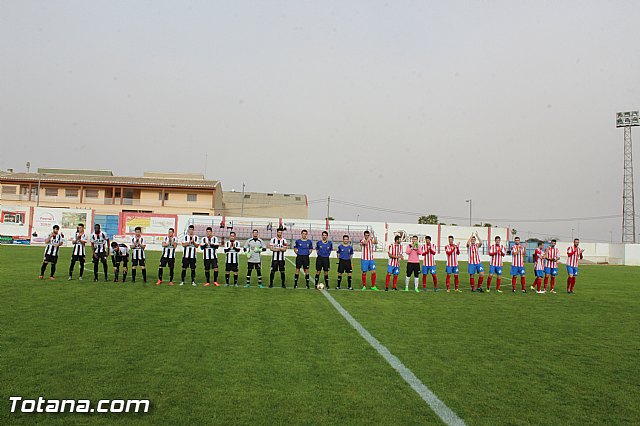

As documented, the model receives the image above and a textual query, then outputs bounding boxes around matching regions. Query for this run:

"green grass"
[1,246,639,425]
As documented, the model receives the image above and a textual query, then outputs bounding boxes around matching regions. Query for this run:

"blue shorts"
[544,267,558,276]
[361,259,376,272]
[468,263,484,275]
[489,265,503,275]
[566,266,578,276]
[446,266,459,275]
[422,265,436,275]
[387,265,400,275]
[534,269,544,278]
[511,266,526,276]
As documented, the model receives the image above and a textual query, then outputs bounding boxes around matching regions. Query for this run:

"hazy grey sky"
[1,1,639,242]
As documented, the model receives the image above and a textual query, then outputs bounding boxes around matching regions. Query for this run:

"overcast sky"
[1,1,639,242]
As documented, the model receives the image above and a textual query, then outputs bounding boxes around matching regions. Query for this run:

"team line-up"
[38,223,585,295]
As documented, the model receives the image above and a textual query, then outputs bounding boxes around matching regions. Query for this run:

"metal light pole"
[37,172,41,207]
[616,111,638,243]
[466,199,472,226]
[240,183,245,217]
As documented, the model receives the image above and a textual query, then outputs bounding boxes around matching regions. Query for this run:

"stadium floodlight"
[616,111,638,243]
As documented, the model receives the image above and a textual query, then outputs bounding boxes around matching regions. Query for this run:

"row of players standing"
[38,224,584,294]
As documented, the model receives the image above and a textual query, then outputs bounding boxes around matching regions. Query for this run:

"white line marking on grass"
[285,257,466,425]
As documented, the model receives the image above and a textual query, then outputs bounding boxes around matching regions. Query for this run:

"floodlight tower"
[616,111,639,243]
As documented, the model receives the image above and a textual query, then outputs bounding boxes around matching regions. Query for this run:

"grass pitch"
[1,246,639,425]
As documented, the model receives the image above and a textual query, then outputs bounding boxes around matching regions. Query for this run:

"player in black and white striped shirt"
[68,223,88,280]
[269,228,288,288]
[180,224,200,286]
[223,231,241,286]
[130,226,147,283]
[201,226,220,287]
[90,223,109,281]
[39,225,63,280]
[111,241,129,282]
[157,227,178,286]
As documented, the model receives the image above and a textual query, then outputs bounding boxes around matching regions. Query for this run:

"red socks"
[454,275,459,290]
[446,275,451,290]
[550,277,556,291]
[371,272,376,288]
[432,275,438,289]
[362,273,367,288]
[393,275,398,289]
[511,276,517,291]
[536,277,541,292]
[478,275,484,288]
[487,276,492,289]
[543,276,549,291]
[385,274,390,289]
[422,274,427,289]
[520,276,526,291]
[470,276,475,290]
[496,277,501,290]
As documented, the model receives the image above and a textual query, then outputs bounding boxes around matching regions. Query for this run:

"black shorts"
[132,258,146,267]
[204,258,219,270]
[316,256,330,272]
[296,255,310,270]
[182,257,197,269]
[406,262,420,277]
[248,262,261,273]
[44,254,58,264]
[271,259,285,271]
[93,252,108,263]
[112,255,128,268]
[338,259,352,274]
[159,257,175,268]
[225,262,238,272]
[71,254,85,262]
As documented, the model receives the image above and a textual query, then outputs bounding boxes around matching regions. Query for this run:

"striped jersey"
[445,244,460,267]
[566,246,583,268]
[201,236,219,260]
[534,247,545,270]
[91,232,109,254]
[182,234,200,259]
[224,240,241,264]
[130,236,146,260]
[44,232,63,256]
[511,245,525,267]
[360,238,375,261]
[162,236,178,259]
[72,232,88,256]
[544,246,559,268]
[270,237,287,261]
[420,243,437,266]
[467,243,482,265]
[387,243,403,267]
[489,244,506,267]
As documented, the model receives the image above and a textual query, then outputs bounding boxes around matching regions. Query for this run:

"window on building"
[187,193,197,202]
[158,192,169,201]
[65,188,78,198]
[267,193,274,196]
[244,194,251,199]
[45,187,58,197]
[1,185,17,194]
[295,197,301,201]
[192,212,209,216]
[85,189,99,198]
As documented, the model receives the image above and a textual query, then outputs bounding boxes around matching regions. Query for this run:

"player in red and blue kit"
[419,236,438,291]
[510,237,527,293]
[360,230,378,291]
[467,233,485,292]
[385,235,403,291]
[487,236,505,292]
[543,239,560,293]
[445,236,461,292]
[315,231,333,289]
[533,241,545,292]
[566,238,583,294]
